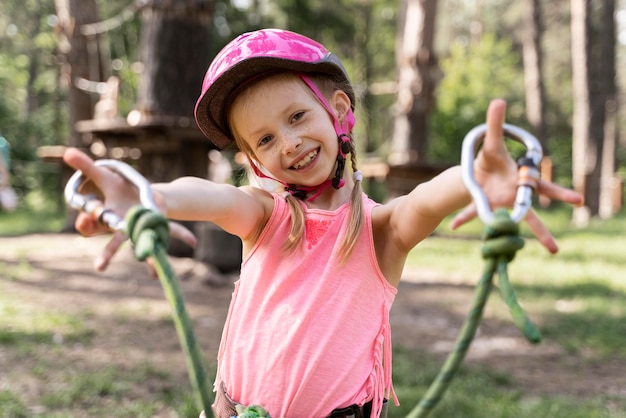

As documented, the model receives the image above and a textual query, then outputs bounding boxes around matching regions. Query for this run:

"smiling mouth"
[291,148,319,170]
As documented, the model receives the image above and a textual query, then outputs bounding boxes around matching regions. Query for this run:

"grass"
[0,294,201,417]
[396,206,626,417]
[0,194,66,236]
[0,364,198,418]
[1,200,626,416]
[390,347,626,418]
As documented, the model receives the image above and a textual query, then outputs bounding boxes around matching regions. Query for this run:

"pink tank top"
[215,193,398,417]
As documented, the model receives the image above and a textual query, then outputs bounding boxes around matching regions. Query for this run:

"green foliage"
[429,32,526,164]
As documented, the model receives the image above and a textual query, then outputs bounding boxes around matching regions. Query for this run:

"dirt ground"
[1,233,625,412]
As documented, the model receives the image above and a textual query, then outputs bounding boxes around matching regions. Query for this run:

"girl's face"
[229,73,350,188]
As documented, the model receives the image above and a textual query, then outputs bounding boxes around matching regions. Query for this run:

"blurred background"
[1,1,625,417]
[0,0,624,225]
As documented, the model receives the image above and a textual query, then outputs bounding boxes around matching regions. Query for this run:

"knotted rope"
[234,404,272,417]
[407,208,540,418]
[125,205,214,415]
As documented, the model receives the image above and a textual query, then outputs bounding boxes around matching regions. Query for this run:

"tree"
[135,1,213,120]
[54,0,103,226]
[522,0,546,148]
[55,0,104,149]
[388,0,439,166]
[570,0,618,225]
[522,0,553,207]
[428,33,525,164]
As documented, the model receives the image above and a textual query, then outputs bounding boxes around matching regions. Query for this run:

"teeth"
[293,150,318,169]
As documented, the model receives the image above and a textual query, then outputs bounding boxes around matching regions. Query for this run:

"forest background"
[1,1,626,417]
[0,0,625,223]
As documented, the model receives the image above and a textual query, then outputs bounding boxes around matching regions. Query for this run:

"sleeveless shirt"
[215,193,398,417]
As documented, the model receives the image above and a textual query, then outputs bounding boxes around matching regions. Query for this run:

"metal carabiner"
[461,123,543,224]
[64,159,160,232]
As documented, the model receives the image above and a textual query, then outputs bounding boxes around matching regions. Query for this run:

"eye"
[291,111,305,123]
[258,135,272,146]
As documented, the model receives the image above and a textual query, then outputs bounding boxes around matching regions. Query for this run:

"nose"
[279,131,302,155]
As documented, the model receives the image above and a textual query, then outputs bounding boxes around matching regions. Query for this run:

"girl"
[63,29,583,418]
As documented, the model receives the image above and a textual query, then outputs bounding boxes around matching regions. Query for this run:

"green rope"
[235,404,272,417]
[406,208,540,418]
[125,205,214,416]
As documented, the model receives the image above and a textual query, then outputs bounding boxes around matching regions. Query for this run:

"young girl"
[63,28,583,418]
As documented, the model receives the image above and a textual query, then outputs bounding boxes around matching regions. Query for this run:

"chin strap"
[299,74,355,195]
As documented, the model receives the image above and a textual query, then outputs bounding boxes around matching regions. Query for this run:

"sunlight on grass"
[40,363,198,417]
[396,207,626,416]
[0,208,65,236]
[0,190,66,236]
[390,348,626,418]
[0,280,206,417]
[0,296,92,347]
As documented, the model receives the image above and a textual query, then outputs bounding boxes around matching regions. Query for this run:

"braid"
[283,194,306,253]
[349,138,359,178]
[338,137,365,262]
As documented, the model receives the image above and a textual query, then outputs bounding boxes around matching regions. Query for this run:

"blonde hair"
[229,72,364,261]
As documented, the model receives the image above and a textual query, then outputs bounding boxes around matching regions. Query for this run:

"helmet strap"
[296,74,355,198]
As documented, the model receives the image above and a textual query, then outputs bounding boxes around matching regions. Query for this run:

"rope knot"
[234,404,271,418]
[480,208,525,262]
[125,205,170,261]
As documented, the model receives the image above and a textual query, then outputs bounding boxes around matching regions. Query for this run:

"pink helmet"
[194,28,355,149]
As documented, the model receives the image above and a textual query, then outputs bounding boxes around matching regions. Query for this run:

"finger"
[537,180,585,207]
[524,209,558,254]
[63,147,118,192]
[169,221,198,249]
[450,203,478,230]
[75,211,111,236]
[94,231,127,271]
[482,99,507,154]
[199,412,206,418]
[63,148,101,181]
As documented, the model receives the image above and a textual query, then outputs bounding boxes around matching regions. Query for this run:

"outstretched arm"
[385,99,583,254]
[63,147,267,271]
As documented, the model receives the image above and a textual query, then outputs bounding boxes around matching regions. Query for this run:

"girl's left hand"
[450,99,584,253]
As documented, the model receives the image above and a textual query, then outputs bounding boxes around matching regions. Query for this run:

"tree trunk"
[389,0,438,166]
[522,0,546,148]
[570,0,617,225]
[136,1,213,119]
[598,0,618,219]
[522,0,551,207]
[26,0,43,120]
[55,0,103,230]
[55,0,103,148]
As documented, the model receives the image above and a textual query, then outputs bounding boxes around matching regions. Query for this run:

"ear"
[330,89,352,122]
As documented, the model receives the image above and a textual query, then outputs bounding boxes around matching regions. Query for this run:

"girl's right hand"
[64,147,141,235]
[63,147,197,272]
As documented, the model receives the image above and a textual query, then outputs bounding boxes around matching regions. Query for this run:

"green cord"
[407,209,540,418]
[125,206,214,416]
[235,404,272,417]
